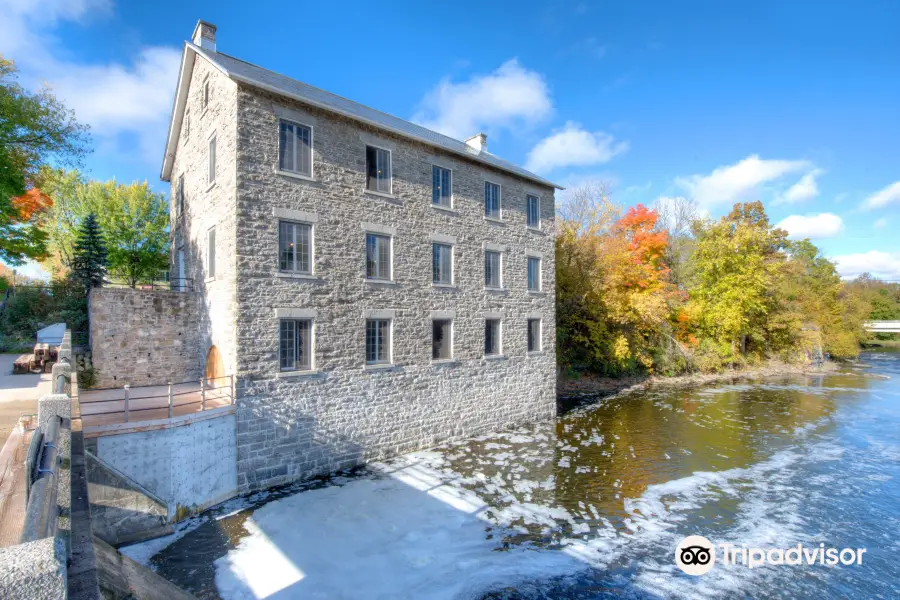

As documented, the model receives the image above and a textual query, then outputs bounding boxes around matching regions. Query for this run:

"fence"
[78,375,234,428]
[102,277,194,292]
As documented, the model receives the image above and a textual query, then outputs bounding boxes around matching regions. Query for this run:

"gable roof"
[161,43,563,190]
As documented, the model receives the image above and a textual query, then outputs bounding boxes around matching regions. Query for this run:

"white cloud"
[524,122,628,174]
[861,181,900,210]
[775,169,824,204]
[0,0,180,165]
[776,213,843,239]
[874,218,888,229]
[675,155,812,211]
[412,59,552,141]
[833,250,900,280]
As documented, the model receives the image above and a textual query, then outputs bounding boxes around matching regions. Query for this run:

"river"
[122,349,900,599]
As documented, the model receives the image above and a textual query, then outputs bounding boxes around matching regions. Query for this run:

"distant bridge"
[865,321,900,333]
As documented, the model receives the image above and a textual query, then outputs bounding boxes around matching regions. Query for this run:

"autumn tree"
[37,170,169,286]
[0,56,89,264]
[688,201,789,361]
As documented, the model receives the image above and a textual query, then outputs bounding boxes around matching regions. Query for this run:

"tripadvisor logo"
[676,535,715,575]
[675,536,867,575]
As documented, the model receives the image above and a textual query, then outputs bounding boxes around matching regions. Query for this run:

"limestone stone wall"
[231,84,558,492]
[88,288,200,388]
[168,52,239,380]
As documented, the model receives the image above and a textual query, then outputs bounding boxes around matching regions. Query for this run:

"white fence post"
[168,382,173,418]
[201,378,206,411]
[231,374,236,405]
[123,385,130,423]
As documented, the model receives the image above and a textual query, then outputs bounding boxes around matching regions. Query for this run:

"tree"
[0,56,89,264]
[70,213,107,291]
[653,196,699,289]
[102,181,169,287]
[37,170,169,286]
[688,201,789,360]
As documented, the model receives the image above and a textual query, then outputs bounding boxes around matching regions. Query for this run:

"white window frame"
[527,194,541,229]
[484,249,503,289]
[365,144,393,195]
[279,318,315,372]
[277,118,314,179]
[432,164,453,209]
[365,232,393,281]
[527,318,542,353]
[365,318,393,366]
[484,318,503,357]
[207,226,216,280]
[431,317,454,362]
[432,242,454,286]
[484,180,502,220]
[278,220,314,275]
[207,132,217,187]
[527,256,542,291]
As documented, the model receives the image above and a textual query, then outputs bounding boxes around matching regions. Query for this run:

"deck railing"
[79,375,234,425]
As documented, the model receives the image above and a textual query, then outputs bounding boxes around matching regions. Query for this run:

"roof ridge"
[211,50,479,152]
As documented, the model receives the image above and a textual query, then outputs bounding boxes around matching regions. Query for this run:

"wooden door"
[205,346,225,382]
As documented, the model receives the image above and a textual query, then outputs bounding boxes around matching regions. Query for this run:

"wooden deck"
[77,379,233,428]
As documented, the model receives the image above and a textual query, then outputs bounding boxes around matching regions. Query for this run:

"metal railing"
[103,278,194,292]
[79,375,235,424]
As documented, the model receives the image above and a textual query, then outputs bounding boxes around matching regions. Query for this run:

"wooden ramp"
[0,416,36,547]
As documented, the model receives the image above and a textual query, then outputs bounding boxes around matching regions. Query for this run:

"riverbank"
[558,359,838,408]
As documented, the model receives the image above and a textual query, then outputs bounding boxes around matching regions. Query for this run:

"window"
[432,243,453,285]
[202,77,210,110]
[366,146,391,194]
[184,110,191,140]
[485,319,501,356]
[485,181,501,219]
[366,234,391,280]
[278,120,312,176]
[527,195,540,228]
[280,319,312,371]
[527,319,541,352]
[176,175,184,216]
[279,221,312,274]
[432,319,452,360]
[366,319,391,364]
[432,166,452,207]
[208,135,216,185]
[527,256,541,291]
[207,227,216,278]
[485,250,501,288]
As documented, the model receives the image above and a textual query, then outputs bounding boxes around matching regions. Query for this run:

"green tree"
[688,201,789,360]
[70,213,107,290]
[38,170,169,286]
[101,181,169,287]
[0,57,89,264]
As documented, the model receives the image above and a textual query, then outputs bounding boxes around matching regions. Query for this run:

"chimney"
[192,20,217,52]
[465,133,487,153]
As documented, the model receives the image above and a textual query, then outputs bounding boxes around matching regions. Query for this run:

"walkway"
[0,353,51,547]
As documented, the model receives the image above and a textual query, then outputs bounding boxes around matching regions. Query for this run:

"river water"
[122,350,900,599]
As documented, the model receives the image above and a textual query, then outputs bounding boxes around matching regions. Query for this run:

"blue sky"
[2,0,898,279]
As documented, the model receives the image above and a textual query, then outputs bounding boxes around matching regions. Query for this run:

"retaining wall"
[90,409,238,519]
[88,287,201,388]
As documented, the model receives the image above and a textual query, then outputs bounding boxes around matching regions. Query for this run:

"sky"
[1,0,897,280]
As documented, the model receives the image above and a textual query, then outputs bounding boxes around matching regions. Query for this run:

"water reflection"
[124,351,899,599]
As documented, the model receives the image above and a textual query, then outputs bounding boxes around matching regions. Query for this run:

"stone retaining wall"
[89,288,201,388]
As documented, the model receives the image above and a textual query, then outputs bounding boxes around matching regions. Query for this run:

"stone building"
[156,20,561,492]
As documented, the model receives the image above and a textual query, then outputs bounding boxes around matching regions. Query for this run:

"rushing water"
[123,350,900,599]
